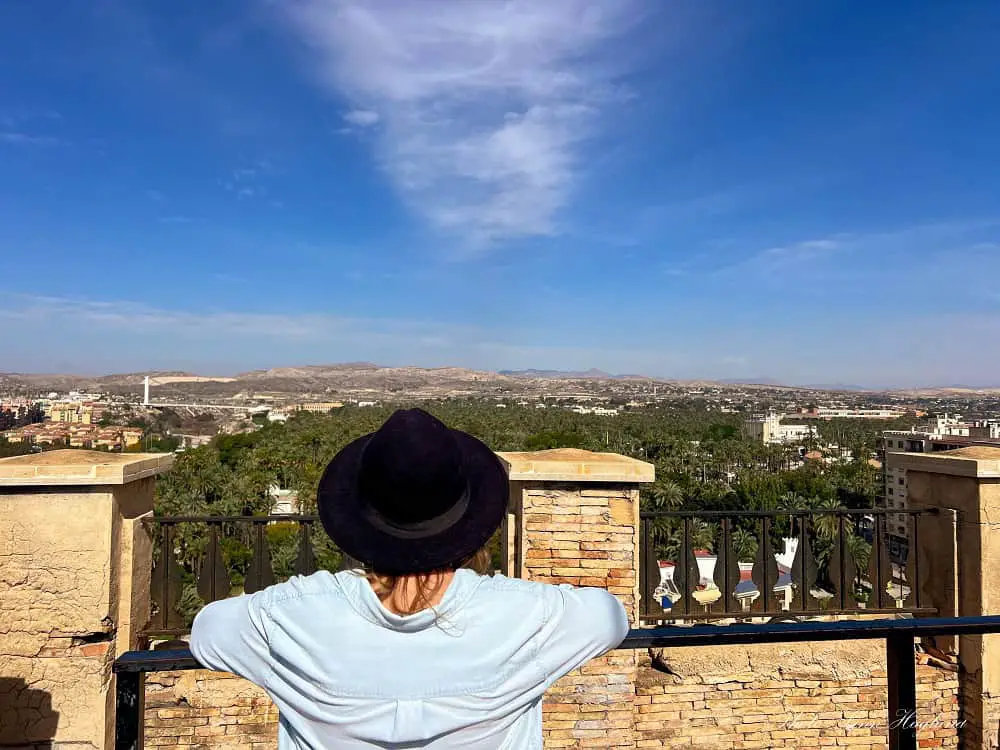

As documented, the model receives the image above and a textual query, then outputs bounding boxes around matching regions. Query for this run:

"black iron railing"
[143,515,355,639]
[113,615,1000,750]
[639,508,935,622]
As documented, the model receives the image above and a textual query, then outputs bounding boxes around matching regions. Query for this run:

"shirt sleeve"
[535,585,630,686]
[189,590,274,688]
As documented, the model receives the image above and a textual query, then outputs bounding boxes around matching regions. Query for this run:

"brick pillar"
[898,447,1000,750]
[498,449,654,749]
[0,450,172,750]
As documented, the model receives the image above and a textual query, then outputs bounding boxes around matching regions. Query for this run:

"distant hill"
[5,363,1000,399]
[802,383,878,392]
[717,378,784,386]
[500,368,649,380]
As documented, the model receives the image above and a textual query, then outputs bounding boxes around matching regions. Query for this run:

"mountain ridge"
[3,364,1000,396]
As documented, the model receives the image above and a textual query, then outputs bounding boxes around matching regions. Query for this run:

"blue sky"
[2,1,1000,386]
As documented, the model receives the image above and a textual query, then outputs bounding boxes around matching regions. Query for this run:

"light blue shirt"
[190,569,629,749]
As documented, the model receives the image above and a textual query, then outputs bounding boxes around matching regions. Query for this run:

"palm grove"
[151,400,901,622]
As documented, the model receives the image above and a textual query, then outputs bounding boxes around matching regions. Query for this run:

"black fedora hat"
[317,408,509,575]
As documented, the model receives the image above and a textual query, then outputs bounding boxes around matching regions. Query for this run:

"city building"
[269,485,301,515]
[46,401,106,425]
[883,414,1000,561]
[745,413,814,445]
[568,405,619,416]
[292,402,345,413]
[1,423,142,450]
[0,398,36,420]
[797,407,906,419]
[173,434,215,450]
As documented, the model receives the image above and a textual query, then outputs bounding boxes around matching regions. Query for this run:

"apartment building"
[46,401,106,425]
[883,414,1000,561]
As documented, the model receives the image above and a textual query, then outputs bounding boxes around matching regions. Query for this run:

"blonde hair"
[365,546,492,616]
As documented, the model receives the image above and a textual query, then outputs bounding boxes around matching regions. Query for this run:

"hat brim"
[317,429,509,575]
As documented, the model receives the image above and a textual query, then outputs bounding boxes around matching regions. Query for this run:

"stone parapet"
[498,448,653,749]
[0,449,172,750]
[0,450,173,486]
[897,446,1000,750]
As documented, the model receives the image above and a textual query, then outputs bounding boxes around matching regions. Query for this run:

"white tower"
[143,376,150,406]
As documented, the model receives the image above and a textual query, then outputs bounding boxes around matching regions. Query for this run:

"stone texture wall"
[144,671,278,749]
[0,488,120,749]
[900,449,1000,750]
[635,663,958,749]
[0,451,169,750]
[0,484,153,750]
[636,641,960,750]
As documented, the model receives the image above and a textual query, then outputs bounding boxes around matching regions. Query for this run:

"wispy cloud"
[278,0,642,251]
[0,294,666,373]
[0,131,64,146]
[220,161,274,201]
[747,238,844,272]
[343,109,379,127]
[716,219,1000,279]
[157,216,200,225]
[0,294,464,345]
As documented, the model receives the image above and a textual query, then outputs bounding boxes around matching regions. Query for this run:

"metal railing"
[113,615,1000,750]
[639,508,935,622]
[143,515,354,639]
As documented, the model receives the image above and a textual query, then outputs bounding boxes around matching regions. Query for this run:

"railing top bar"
[149,510,931,523]
[146,514,322,524]
[623,615,1000,649]
[640,508,932,519]
[115,648,197,673]
[114,616,1000,673]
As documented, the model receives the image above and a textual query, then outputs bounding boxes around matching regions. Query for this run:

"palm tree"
[731,528,759,562]
[846,534,873,604]
[650,479,685,511]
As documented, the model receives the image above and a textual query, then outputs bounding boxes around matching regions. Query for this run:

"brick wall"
[518,483,641,748]
[520,485,640,609]
[144,670,278,749]
[635,646,960,750]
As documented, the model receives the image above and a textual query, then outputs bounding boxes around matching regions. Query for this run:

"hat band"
[363,483,471,540]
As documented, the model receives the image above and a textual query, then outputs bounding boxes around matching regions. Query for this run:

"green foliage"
[0,404,44,431]
[0,437,32,458]
[143,434,181,453]
[524,430,584,450]
[731,528,759,562]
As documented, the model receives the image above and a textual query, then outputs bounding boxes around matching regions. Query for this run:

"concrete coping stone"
[498,448,654,484]
[894,446,1000,479]
[0,449,174,486]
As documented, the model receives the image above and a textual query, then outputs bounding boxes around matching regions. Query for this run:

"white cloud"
[0,131,63,146]
[343,109,379,127]
[278,0,640,250]
[0,295,467,345]
[0,294,665,374]
[716,219,1000,280]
